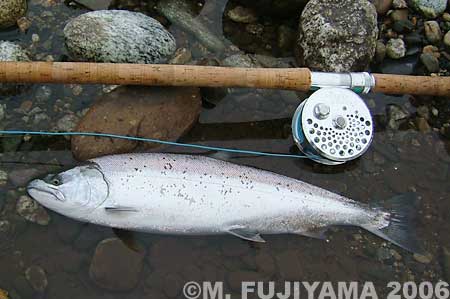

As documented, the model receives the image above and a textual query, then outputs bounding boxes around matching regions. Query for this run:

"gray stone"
[0,0,26,29]
[386,38,406,59]
[89,238,145,291]
[411,0,447,18]
[420,53,440,72]
[227,6,258,23]
[25,266,47,292]
[443,247,450,281]
[387,104,410,129]
[64,10,176,64]
[424,20,442,44]
[0,169,7,186]
[373,0,393,15]
[157,0,226,53]
[73,0,113,10]
[8,168,43,187]
[0,41,30,95]
[0,104,5,121]
[392,19,414,33]
[297,0,378,72]
[444,30,450,47]
[16,195,50,226]
[56,113,79,132]
[390,8,409,21]
[413,253,433,263]
[375,40,387,62]
[393,0,408,8]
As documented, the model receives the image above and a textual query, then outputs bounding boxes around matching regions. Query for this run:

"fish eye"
[52,178,62,186]
[45,174,63,186]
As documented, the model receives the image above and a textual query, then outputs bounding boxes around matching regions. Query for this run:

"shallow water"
[0,1,449,298]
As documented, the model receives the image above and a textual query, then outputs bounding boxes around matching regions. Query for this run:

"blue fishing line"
[0,130,309,159]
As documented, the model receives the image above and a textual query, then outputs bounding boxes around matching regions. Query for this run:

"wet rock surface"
[411,0,448,18]
[157,0,226,53]
[15,195,50,226]
[0,41,30,95]
[297,0,378,72]
[25,265,47,293]
[72,86,202,160]
[89,238,145,291]
[0,0,26,29]
[64,10,176,63]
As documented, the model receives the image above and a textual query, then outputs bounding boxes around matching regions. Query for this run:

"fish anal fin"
[296,227,328,240]
[227,227,266,243]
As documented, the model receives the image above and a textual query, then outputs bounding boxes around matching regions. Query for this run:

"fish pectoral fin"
[227,227,266,243]
[105,205,139,212]
[296,227,328,240]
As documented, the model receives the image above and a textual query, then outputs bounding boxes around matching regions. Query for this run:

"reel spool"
[292,87,373,165]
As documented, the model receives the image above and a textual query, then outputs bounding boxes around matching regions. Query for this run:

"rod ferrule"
[311,72,375,94]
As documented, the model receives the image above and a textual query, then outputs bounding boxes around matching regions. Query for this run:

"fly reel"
[292,87,374,165]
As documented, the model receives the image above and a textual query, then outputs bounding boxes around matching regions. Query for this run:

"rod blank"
[0,61,449,96]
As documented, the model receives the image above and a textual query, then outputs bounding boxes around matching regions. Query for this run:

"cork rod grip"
[0,62,312,91]
[372,73,450,96]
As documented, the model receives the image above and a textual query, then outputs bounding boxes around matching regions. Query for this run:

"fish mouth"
[27,180,66,202]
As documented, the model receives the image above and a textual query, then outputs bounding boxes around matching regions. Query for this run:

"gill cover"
[28,162,109,218]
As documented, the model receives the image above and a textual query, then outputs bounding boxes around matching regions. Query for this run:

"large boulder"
[0,41,30,95]
[89,238,145,291]
[72,86,202,161]
[0,0,26,29]
[64,10,176,63]
[410,0,448,18]
[296,0,379,72]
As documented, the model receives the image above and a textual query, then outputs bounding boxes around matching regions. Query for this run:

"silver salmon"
[27,153,420,252]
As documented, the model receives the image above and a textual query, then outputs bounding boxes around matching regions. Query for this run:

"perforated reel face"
[301,88,373,162]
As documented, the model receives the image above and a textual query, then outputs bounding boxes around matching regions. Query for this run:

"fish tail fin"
[362,193,424,254]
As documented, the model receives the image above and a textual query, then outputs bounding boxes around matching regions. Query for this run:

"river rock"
[73,0,113,10]
[0,0,26,29]
[64,10,176,63]
[227,6,258,23]
[157,0,225,53]
[424,21,442,44]
[373,0,393,15]
[420,52,440,72]
[16,195,50,226]
[234,0,308,17]
[411,0,447,18]
[0,41,30,95]
[89,238,145,291]
[297,0,378,72]
[0,170,7,186]
[25,266,47,293]
[71,86,201,161]
[386,38,406,59]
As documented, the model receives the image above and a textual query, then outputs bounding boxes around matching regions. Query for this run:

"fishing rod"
[0,61,449,96]
[0,61,445,165]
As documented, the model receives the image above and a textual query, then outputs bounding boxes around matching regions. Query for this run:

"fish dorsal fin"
[105,205,138,212]
[227,226,266,243]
